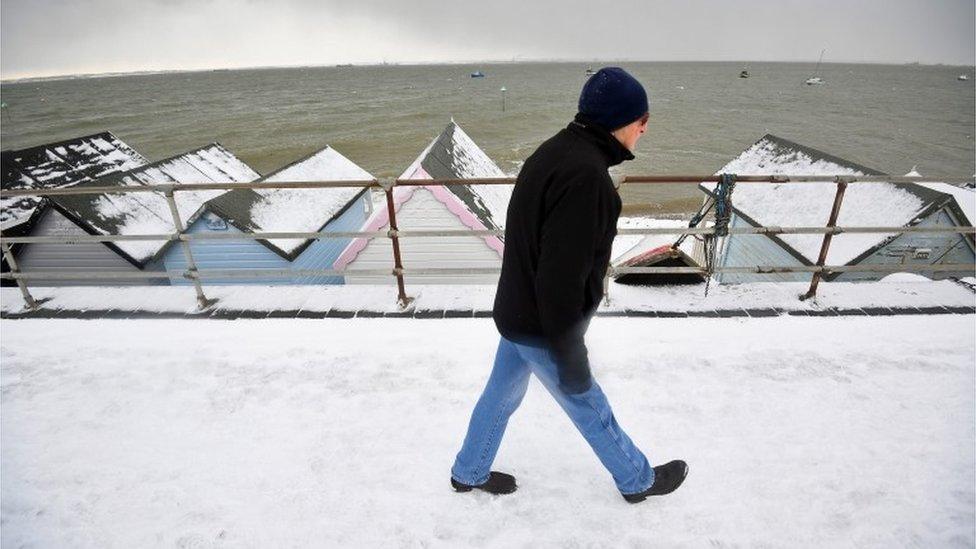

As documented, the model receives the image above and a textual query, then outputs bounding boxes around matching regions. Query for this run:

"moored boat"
[805,49,826,85]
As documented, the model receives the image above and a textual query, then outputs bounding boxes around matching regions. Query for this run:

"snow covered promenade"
[2,316,974,547]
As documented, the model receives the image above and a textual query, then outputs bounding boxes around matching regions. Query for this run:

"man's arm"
[534,168,603,394]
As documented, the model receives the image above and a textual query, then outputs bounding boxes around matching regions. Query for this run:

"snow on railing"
[1,175,974,311]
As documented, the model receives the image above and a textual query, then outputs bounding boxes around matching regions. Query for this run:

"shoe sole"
[624,462,689,503]
[451,480,517,495]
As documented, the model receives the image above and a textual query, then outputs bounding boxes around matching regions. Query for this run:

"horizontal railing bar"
[183,231,389,240]
[0,267,501,280]
[1,268,392,280]
[196,268,390,278]
[394,175,976,186]
[0,231,382,244]
[0,180,382,198]
[393,177,514,187]
[773,263,974,274]
[624,175,976,185]
[4,262,973,281]
[2,271,184,280]
[2,174,974,199]
[392,229,503,237]
[615,225,976,236]
[3,225,973,245]
[612,263,975,275]
[1,234,176,244]
[193,268,503,278]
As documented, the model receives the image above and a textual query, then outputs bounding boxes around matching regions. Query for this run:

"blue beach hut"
[164,145,374,285]
[699,135,975,284]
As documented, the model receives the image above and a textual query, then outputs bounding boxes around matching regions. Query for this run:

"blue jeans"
[451,335,654,494]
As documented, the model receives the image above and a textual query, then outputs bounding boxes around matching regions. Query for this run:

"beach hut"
[610,219,705,286]
[700,134,975,284]
[335,120,510,284]
[1,131,148,225]
[165,145,374,285]
[0,208,47,287]
[14,144,258,285]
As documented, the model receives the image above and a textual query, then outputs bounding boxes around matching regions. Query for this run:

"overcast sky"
[2,0,973,79]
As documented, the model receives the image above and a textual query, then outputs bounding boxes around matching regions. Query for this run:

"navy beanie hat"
[578,67,649,131]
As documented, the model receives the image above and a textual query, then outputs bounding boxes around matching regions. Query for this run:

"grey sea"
[1,61,973,214]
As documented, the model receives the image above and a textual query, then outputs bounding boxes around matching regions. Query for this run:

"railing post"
[163,189,215,310]
[0,240,39,310]
[801,179,848,301]
[381,180,413,309]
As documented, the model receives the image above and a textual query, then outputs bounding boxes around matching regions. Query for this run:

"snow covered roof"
[50,144,259,265]
[400,120,510,231]
[207,146,373,258]
[0,210,38,233]
[905,168,975,227]
[700,134,954,265]
[334,121,509,269]
[105,143,259,186]
[610,218,704,285]
[0,132,148,224]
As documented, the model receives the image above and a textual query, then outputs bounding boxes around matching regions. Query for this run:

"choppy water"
[1,62,973,213]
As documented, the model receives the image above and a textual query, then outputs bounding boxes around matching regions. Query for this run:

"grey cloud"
[2,0,973,79]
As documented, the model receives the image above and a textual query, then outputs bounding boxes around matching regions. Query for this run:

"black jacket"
[493,114,632,394]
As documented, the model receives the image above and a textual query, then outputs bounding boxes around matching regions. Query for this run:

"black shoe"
[622,460,688,503]
[451,471,517,495]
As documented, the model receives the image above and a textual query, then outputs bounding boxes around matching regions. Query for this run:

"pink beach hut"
[335,120,510,284]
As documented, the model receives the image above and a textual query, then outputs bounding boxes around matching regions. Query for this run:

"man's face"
[613,114,649,152]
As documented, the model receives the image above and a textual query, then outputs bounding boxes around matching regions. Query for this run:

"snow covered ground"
[2,315,974,547]
[2,276,974,316]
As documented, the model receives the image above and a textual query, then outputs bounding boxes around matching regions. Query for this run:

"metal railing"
[1,174,973,311]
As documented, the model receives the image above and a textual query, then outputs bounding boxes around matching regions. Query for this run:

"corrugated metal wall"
[162,211,290,285]
[291,195,371,284]
[16,208,166,286]
[717,207,975,284]
[716,214,808,284]
[836,207,976,281]
[161,196,371,285]
[343,188,502,285]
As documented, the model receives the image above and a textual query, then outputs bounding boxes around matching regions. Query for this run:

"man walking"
[450,67,688,503]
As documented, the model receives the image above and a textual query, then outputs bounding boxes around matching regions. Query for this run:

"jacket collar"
[567,113,635,167]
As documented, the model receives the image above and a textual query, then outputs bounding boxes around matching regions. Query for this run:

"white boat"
[805,50,825,85]
[959,74,969,81]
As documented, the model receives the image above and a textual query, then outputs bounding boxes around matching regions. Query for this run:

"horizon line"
[3,57,974,84]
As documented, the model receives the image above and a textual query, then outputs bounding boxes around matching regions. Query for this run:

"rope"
[671,197,714,250]
[713,173,736,237]
[701,173,737,295]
